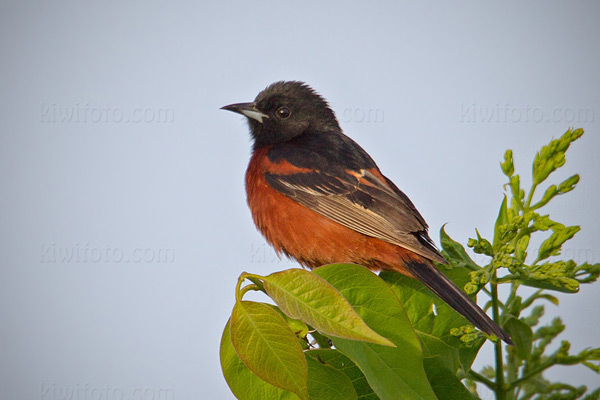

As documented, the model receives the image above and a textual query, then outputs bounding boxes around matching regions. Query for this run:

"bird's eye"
[276,107,291,119]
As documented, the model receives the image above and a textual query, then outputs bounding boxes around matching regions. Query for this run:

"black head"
[221,81,340,148]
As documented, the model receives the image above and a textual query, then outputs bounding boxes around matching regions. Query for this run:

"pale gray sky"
[1,1,599,399]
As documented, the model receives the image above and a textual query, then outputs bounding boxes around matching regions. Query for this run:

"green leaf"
[306,355,358,400]
[440,225,482,271]
[220,319,300,400]
[310,330,333,349]
[423,356,479,400]
[262,268,393,347]
[313,264,437,400]
[266,304,309,339]
[381,243,485,373]
[306,349,378,400]
[504,316,533,359]
[230,301,308,400]
[493,195,509,251]
[537,294,559,305]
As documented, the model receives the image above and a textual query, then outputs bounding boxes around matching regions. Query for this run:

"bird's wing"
[264,168,446,264]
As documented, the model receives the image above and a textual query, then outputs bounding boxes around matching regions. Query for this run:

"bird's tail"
[404,260,513,345]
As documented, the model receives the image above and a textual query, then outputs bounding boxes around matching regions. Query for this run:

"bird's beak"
[221,102,269,123]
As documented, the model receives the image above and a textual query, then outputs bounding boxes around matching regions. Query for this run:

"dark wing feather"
[264,169,446,264]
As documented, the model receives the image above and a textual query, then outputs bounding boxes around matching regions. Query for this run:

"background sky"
[1,1,599,399]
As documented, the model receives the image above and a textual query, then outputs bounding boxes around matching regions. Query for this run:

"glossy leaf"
[313,264,437,400]
[380,265,484,373]
[306,355,358,400]
[262,268,393,346]
[423,356,478,400]
[220,319,299,400]
[440,225,481,271]
[504,316,533,359]
[306,349,377,400]
[230,301,308,400]
[266,303,309,339]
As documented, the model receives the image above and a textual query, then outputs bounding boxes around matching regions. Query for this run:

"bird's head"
[221,81,340,148]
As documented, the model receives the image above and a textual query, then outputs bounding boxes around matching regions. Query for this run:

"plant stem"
[520,289,543,310]
[524,183,537,210]
[468,369,496,391]
[235,272,265,302]
[239,284,260,298]
[504,282,520,316]
[235,273,246,303]
[491,270,506,400]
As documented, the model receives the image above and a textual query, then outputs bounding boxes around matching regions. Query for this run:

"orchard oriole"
[222,81,512,344]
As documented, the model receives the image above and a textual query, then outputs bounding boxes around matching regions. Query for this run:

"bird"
[221,81,512,344]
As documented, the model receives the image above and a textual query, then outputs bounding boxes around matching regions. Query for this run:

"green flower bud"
[531,132,579,186]
[558,174,579,194]
[554,152,566,169]
[500,150,514,177]
[513,215,525,227]
[460,333,480,346]
[558,277,579,292]
[450,327,461,336]
[557,129,583,152]
[464,282,478,295]
[532,214,555,231]
[556,340,571,360]
[504,243,515,254]
[510,175,521,199]
[537,226,580,261]
[469,230,494,256]
[515,234,530,261]
[463,325,475,334]
[480,271,490,284]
